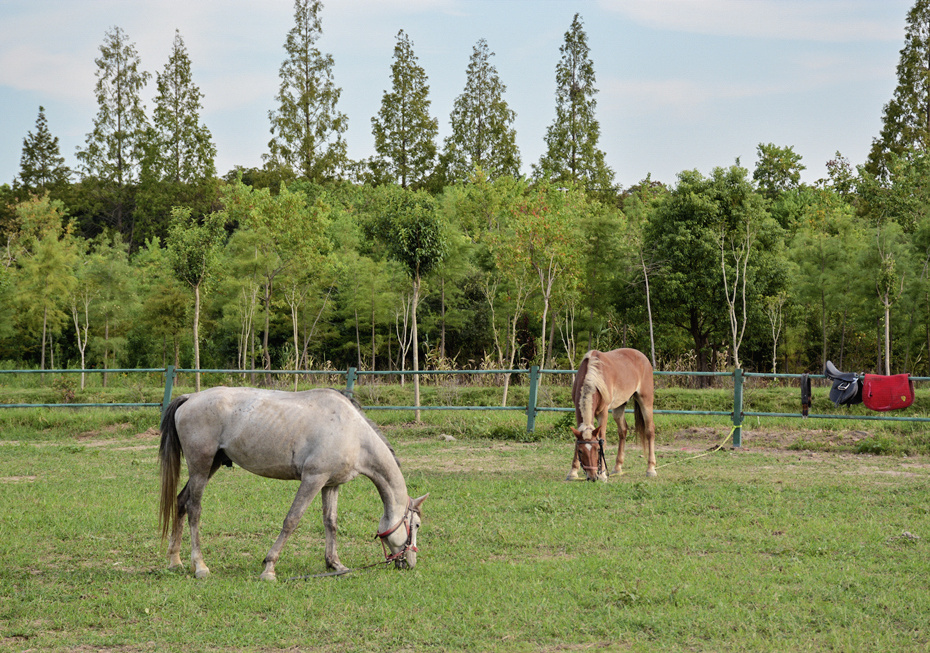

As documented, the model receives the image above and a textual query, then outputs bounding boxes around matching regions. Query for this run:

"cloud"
[598,0,905,42]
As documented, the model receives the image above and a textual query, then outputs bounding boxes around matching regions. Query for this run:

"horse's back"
[585,348,653,408]
[174,387,365,480]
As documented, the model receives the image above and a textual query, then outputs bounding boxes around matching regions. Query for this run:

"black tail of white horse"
[159,396,189,541]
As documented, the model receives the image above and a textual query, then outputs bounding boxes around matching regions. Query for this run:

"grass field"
[0,403,928,652]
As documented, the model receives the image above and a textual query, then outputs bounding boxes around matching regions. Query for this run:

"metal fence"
[2,366,929,448]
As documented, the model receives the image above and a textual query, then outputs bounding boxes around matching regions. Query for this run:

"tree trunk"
[641,252,656,367]
[194,283,201,392]
[41,305,48,371]
[412,275,421,422]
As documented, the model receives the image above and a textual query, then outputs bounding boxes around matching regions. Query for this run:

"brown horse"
[568,348,657,480]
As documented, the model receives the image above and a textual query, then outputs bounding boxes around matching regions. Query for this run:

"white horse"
[159,386,428,581]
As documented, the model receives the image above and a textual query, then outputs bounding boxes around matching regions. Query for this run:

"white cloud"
[598,0,905,42]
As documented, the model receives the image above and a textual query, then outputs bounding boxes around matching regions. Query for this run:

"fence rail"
[3,366,929,448]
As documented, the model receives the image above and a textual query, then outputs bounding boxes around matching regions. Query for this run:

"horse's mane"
[338,389,400,469]
[577,351,609,423]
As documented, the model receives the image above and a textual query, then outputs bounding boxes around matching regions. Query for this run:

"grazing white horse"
[159,387,428,580]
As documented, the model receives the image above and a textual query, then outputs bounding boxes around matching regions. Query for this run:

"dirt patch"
[0,475,37,483]
[76,423,133,440]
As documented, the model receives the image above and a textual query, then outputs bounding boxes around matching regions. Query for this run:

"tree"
[534,13,614,194]
[167,208,226,390]
[84,233,136,385]
[644,167,778,376]
[77,26,150,188]
[18,106,70,194]
[441,39,520,182]
[866,0,930,178]
[507,181,585,367]
[365,186,447,420]
[75,26,151,237]
[267,0,348,181]
[753,143,805,200]
[11,196,77,369]
[221,180,331,375]
[370,30,438,189]
[151,30,216,183]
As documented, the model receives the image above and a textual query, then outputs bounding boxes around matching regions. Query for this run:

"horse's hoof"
[259,570,277,582]
[566,471,580,481]
[646,469,657,478]
[194,567,211,579]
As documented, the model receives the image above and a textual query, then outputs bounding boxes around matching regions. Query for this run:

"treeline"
[3,0,930,379]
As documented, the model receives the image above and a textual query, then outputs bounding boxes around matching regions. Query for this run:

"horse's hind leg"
[635,397,658,477]
[179,454,228,577]
[166,481,190,569]
[612,406,628,476]
[261,474,326,581]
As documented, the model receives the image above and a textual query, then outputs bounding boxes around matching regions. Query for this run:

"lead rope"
[287,500,416,581]
[654,426,736,470]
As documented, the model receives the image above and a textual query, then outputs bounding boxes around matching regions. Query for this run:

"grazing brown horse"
[568,348,657,480]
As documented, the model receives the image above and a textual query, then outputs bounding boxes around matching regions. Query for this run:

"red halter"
[375,497,419,563]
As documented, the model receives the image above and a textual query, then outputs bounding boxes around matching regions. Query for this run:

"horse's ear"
[412,493,429,510]
[571,427,581,437]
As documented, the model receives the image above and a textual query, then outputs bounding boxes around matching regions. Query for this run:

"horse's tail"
[633,399,645,445]
[159,396,188,541]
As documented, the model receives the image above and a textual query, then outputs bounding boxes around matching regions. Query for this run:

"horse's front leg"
[566,445,582,481]
[261,475,325,582]
[321,485,348,573]
[612,407,628,477]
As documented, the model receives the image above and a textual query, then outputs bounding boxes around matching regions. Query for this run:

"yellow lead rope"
[654,425,736,470]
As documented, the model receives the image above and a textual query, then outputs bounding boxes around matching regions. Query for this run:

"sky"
[0,0,917,190]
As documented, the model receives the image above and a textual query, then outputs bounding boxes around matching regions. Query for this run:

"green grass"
[0,407,928,652]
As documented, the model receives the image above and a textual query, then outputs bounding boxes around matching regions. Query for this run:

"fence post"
[161,365,176,418]
[732,368,743,448]
[526,365,540,432]
[345,367,357,398]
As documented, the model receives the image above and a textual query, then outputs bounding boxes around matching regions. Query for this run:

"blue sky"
[0,0,915,189]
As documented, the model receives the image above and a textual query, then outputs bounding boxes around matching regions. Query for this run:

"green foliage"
[76,26,150,187]
[441,39,521,183]
[534,13,614,194]
[149,30,216,183]
[17,106,70,194]
[866,0,930,178]
[753,142,805,200]
[370,30,438,189]
[267,0,348,181]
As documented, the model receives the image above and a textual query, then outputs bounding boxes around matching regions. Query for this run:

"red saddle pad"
[862,374,914,411]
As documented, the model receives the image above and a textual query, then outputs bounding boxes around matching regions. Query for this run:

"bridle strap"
[375,497,419,562]
[576,437,607,478]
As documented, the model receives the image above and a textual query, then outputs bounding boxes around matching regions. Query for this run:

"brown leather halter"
[375,497,419,565]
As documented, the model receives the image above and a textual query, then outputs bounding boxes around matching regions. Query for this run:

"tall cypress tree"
[441,39,521,182]
[534,14,614,194]
[866,0,930,178]
[76,26,150,188]
[18,106,70,194]
[151,30,216,183]
[370,30,438,189]
[267,0,348,181]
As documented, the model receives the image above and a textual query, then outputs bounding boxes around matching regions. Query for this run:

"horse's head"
[378,494,429,569]
[571,425,604,481]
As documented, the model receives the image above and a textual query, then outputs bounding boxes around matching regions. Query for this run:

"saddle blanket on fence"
[862,374,914,411]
